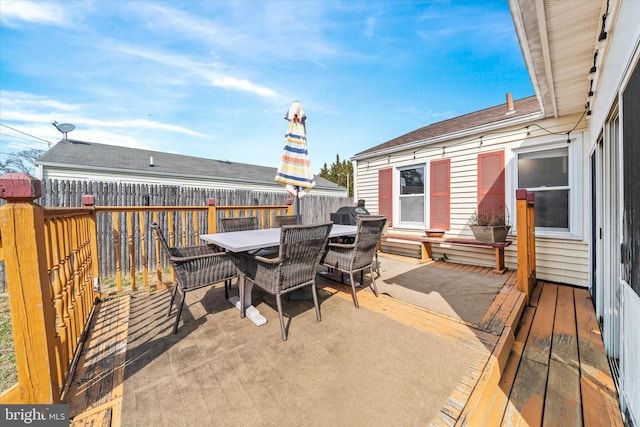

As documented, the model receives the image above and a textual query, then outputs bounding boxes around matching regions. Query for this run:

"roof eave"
[508,0,554,118]
[352,111,544,161]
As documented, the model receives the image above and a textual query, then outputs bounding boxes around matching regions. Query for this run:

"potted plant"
[469,207,511,243]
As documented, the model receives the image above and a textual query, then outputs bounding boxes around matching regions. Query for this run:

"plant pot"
[425,229,445,238]
[470,225,511,243]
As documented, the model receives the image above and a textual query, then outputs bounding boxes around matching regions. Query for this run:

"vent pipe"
[506,92,515,114]
[149,156,154,167]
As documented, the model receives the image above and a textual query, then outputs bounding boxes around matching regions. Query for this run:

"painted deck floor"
[65,257,623,426]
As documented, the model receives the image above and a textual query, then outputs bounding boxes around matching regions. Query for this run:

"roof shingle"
[354,96,541,158]
[37,140,338,189]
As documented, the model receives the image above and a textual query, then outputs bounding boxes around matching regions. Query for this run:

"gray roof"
[354,96,541,158]
[37,139,340,189]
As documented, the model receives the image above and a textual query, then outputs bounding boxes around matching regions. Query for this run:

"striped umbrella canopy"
[275,101,316,222]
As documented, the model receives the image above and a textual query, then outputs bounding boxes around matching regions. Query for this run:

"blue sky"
[0,0,533,172]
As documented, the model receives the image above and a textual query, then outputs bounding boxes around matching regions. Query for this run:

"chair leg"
[168,284,179,317]
[369,265,379,297]
[349,272,359,308]
[172,289,186,334]
[311,284,321,322]
[275,294,287,341]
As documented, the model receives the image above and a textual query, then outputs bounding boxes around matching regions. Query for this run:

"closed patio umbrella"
[275,100,316,224]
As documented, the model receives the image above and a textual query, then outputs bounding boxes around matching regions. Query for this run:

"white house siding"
[355,114,590,287]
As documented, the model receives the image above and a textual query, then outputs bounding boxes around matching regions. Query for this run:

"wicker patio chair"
[218,216,260,297]
[150,222,237,334]
[275,214,299,227]
[321,216,387,308]
[236,222,333,341]
[219,216,259,233]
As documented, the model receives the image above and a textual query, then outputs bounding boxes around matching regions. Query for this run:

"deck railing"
[0,173,293,404]
[515,189,536,301]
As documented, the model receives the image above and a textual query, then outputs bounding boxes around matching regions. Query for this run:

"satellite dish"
[52,121,75,140]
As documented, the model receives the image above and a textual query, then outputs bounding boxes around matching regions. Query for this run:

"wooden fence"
[87,200,296,294]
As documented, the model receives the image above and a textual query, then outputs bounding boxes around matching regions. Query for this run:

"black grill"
[330,200,370,225]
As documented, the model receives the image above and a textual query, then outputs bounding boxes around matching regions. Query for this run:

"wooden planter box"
[470,225,511,243]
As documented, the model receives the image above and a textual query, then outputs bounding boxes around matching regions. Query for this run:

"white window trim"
[393,162,427,229]
[507,134,583,240]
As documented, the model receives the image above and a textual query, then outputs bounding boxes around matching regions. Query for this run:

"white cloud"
[0,0,71,26]
[114,44,279,99]
[77,117,205,137]
[0,91,78,112]
[0,90,206,156]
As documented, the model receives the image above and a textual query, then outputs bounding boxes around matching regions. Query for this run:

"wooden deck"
[64,259,623,426]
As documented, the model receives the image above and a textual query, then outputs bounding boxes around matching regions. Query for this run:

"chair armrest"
[251,254,281,265]
[170,252,227,264]
[327,242,355,250]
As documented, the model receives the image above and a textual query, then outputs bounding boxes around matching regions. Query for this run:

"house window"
[517,147,570,230]
[399,165,425,225]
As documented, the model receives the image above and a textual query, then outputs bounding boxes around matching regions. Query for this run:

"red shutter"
[478,151,505,217]
[430,159,450,229]
[378,168,392,225]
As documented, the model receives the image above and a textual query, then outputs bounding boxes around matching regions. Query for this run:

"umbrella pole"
[295,186,302,225]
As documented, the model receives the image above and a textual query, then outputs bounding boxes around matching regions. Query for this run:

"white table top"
[201,224,357,252]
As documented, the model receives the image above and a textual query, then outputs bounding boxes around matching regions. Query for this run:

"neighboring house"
[352,0,639,422]
[35,139,345,197]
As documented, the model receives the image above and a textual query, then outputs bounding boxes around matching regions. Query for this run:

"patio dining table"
[200,224,357,326]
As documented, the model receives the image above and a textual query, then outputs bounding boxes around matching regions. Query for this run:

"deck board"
[574,288,624,427]
[544,359,582,425]
[502,356,548,426]
[550,286,579,367]
[482,306,536,426]
[67,297,128,426]
[522,283,557,365]
[543,285,582,425]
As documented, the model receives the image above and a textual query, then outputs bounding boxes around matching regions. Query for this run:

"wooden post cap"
[207,197,216,206]
[285,198,293,205]
[515,189,528,200]
[527,192,535,203]
[0,173,42,201]
[81,195,96,206]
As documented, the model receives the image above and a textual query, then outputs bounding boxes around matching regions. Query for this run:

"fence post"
[285,198,295,216]
[516,189,536,301]
[527,192,536,287]
[0,173,61,403]
[82,195,101,296]
[207,197,217,233]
